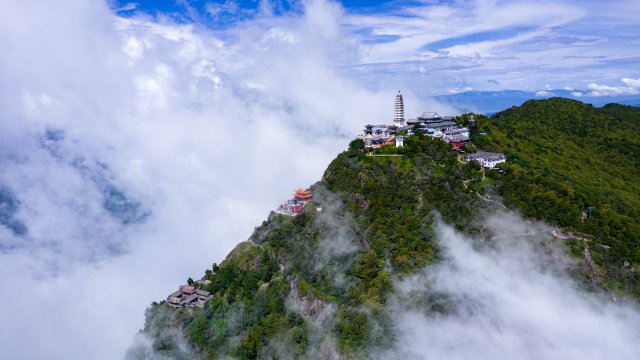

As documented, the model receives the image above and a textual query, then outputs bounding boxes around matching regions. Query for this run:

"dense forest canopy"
[474,98,640,298]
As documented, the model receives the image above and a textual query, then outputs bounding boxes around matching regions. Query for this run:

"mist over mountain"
[0,1,402,358]
[2,1,640,359]
[381,213,640,360]
[130,98,640,359]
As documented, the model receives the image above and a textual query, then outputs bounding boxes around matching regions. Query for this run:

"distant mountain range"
[434,90,640,114]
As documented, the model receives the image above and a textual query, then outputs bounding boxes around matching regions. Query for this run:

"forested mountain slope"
[129,135,495,359]
[474,98,640,298]
[129,98,639,359]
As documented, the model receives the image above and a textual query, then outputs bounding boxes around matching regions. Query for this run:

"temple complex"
[357,91,470,149]
[167,285,212,308]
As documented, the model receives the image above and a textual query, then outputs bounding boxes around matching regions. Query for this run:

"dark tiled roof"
[467,151,505,160]
[428,121,457,128]
[180,285,196,294]
[419,112,440,120]
[196,289,210,296]
[182,293,198,304]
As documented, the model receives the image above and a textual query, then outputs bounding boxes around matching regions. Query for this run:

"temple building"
[394,91,405,126]
[294,188,312,201]
[443,127,470,140]
[276,188,313,216]
[425,121,457,132]
[466,152,506,169]
[356,124,395,147]
[167,285,212,309]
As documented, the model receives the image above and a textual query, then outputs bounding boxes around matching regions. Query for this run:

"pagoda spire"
[394,90,405,126]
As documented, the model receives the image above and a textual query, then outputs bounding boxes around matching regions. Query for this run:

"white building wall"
[483,158,506,169]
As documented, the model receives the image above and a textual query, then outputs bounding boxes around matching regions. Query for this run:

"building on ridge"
[294,188,312,201]
[356,124,396,147]
[417,112,441,123]
[443,127,470,140]
[276,188,313,216]
[167,285,212,308]
[447,136,468,149]
[406,111,457,135]
[425,121,457,132]
[466,151,506,169]
[383,138,395,146]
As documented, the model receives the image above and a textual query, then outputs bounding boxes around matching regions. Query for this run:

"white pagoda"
[393,90,405,126]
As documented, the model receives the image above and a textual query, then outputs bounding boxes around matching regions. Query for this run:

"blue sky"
[113,0,398,17]
[110,0,640,107]
[112,1,403,29]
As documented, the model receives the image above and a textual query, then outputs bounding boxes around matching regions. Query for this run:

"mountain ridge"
[128,97,640,359]
[434,90,640,114]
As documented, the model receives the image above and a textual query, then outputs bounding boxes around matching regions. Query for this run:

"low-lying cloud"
[381,211,640,359]
[0,0,457,359]
[575,77,640,97]
[3,1,637,358]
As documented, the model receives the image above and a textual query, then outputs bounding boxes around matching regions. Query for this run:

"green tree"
[349,138,365,151]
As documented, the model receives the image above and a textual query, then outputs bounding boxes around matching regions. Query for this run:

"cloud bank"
[0,1,451,358]
[381,212,640,359]
[112,0,640,96]
[340,0,640,95]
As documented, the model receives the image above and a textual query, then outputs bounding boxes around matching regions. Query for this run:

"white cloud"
[116,2,137,12]
[342,0,640,93]
[535,90,554,97]
[0,1,428,358]
[262,27,300,44]
[205,0,239,17]
[621,77,640,88]
[349,0,584,63]
[448,86,474,94]
[582,79,640,97]
[122,36,145,63]
[380,212,640,360]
